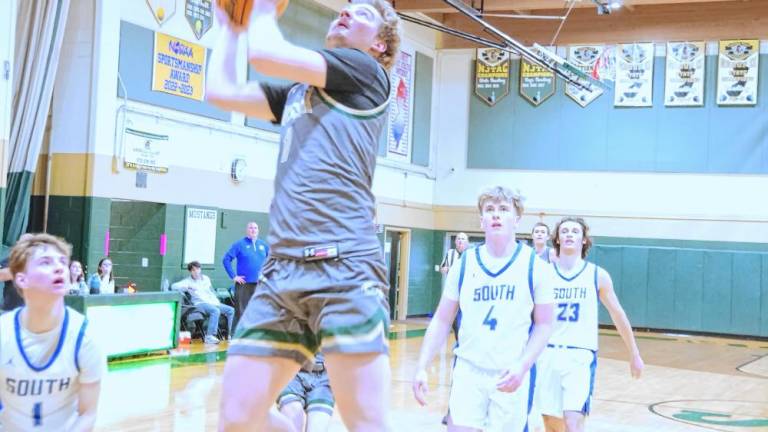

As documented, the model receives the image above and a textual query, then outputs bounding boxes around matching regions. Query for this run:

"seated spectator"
[88,257,115,294]
[69,260,88,295]
[277,352,335,432]
[172,261,234,345]
[0,234,32,311]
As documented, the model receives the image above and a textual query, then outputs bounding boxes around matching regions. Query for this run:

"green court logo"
[650,400,768,430]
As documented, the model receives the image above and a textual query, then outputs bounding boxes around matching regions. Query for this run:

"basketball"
[216,0,289,28]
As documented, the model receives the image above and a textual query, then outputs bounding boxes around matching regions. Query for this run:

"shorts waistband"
[546,344,596,353]
[456,357,505,377]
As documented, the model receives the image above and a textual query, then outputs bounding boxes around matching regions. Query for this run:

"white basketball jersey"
[0,307,88,431]
[454,243,540,371]
[549,261,600,351]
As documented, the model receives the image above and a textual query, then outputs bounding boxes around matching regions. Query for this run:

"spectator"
[440,232,469,275]
[88,258,115,294]
[69,260,88,295]
[0,233,33,311]
[173,261,235,345]
[222,222,269,328]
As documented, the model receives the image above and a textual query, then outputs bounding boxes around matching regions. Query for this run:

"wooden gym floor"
[96,320,768,431]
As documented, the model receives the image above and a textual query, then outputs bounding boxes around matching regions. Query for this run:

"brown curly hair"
[552,217,593,259]
[359,0,401,71]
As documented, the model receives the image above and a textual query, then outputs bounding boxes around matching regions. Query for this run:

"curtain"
[5,0,70,245]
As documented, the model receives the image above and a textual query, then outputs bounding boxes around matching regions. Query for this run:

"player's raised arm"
[246,2,327,87]
[205,6,277,120]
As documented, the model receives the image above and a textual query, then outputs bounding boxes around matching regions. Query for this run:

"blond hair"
[359,0,401,71]
[477,186,525,217]
[9,233,72,277]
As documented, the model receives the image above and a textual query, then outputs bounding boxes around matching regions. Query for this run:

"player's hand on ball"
[215,0,289,31]
[496,363,525,393]
[412,369,430,406]
[630,353,644,379]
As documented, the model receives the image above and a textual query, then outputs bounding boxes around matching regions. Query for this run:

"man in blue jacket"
[222,221,269,329]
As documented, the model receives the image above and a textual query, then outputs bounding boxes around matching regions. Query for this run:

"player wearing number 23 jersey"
[535,217,643,432]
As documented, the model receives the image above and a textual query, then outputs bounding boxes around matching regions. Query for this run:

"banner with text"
[566,45,604,107]
[475,48,510,106]
[717,39,759,106]
[519,46,556,106]
[152,32,207,101]
[614,42,654,107]
[665,41,706,106]
[386,47,414,160]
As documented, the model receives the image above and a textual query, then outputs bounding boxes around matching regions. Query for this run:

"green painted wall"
[108,201,165,291]
[592,245,768,337]
[37,196,768,337]
[411,53,434,167]
[406,228,445,316]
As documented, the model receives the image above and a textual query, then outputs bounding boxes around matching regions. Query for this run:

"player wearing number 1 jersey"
[413,186,554,431]
[0,234,106,431]
[536,217,643,432]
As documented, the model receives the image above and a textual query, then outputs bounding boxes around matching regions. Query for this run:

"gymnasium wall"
[432,49,768,245]
[593,245,768,338]
[467,52,768,174]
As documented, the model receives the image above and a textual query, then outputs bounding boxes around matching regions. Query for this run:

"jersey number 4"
[33,402,42,426]
[483,305,498,331]
[557,302,580,322]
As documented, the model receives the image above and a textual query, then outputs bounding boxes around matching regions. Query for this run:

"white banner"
[615,43,654,107]
[717,39,759,106]
[123,128,169,173]
[566,45,604,107]
[386,46,415,161]
[183,207,218,265]
[665,42,706,106]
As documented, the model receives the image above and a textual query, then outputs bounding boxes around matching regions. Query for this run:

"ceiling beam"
[435,1,768,47]
[394,0,745,14]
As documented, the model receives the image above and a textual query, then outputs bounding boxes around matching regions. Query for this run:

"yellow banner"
[152,32,206,101]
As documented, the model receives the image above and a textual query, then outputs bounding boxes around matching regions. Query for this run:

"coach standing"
[222,221,269,330]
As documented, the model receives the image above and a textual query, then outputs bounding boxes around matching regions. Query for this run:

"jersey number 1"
[483,305,498,331]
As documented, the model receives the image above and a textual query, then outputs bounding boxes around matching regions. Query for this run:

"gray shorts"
[277,367,335,415]
[228,253,390,365]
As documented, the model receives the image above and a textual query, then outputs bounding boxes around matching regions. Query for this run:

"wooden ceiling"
[393,0,768,48]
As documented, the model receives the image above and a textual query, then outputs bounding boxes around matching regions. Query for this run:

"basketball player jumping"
[206,1,401,430]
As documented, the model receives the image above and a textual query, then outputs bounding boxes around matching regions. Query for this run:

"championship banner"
[152,32,206,101]
[566,45,604,107]
[123,128,169,173]
[185,0,213,40]
[475,48,510,106]
[615,42,654,107]
[519,46,555,106]
[717,39,759,106]
[146,0,177,26]
[386,47,414,160]
[665,42,705,106]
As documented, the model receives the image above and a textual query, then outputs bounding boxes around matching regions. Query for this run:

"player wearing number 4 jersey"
[413,186,555,431]
[0,234,106,431]
[535,217,644,432]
